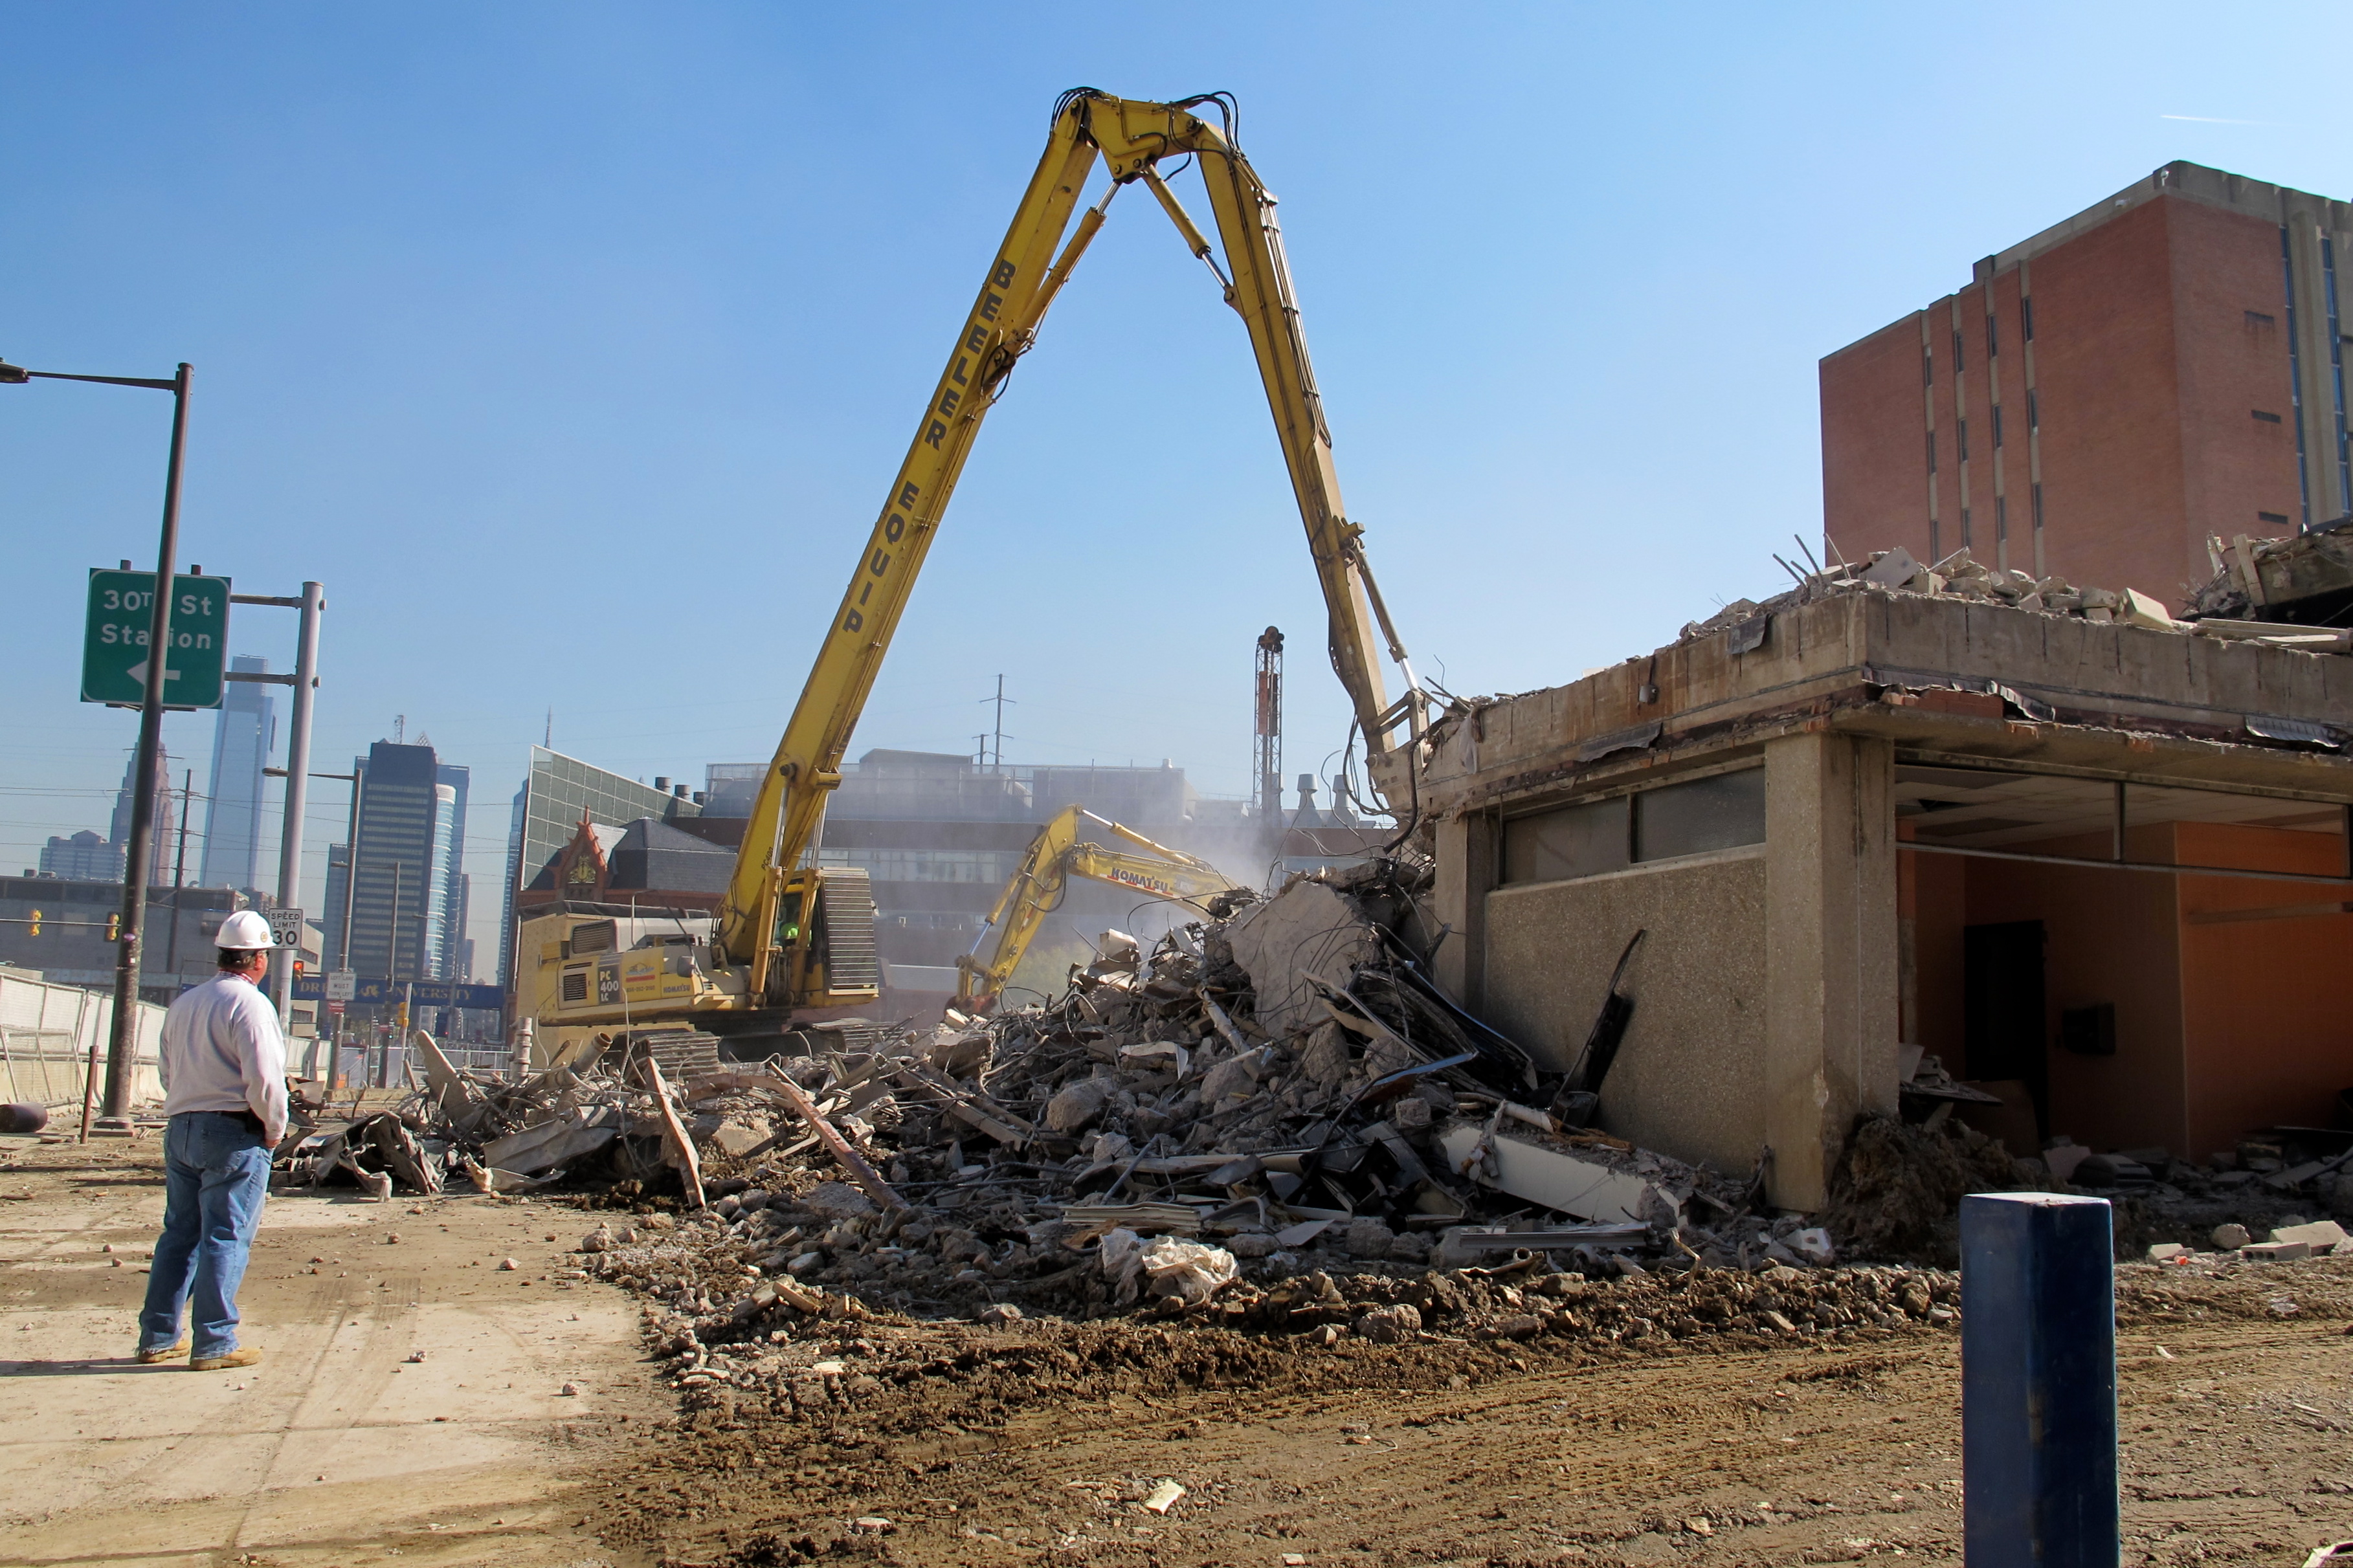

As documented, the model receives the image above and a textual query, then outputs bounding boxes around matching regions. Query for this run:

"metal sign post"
[229,580,328,1070]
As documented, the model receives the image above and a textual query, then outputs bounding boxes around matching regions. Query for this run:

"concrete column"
[1763,731,1899,1210]
[1430,813,1495,1009]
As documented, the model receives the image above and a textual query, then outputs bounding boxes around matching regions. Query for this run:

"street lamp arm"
[0,362,180,392]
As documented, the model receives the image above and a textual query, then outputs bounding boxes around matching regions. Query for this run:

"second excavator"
[953,806,1238,1013]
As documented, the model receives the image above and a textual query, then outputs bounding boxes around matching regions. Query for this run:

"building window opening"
[1952,330,1965,371]
[1895,762,2350,878]
[1959,419,1970,461]
[1499,767,1765,887]
[2022,297,2035,340]
[1927,430,1937,472]
[1996,495,2008,540]
[2029,388,2040,430]
[2032,483,2045,529]
[1986,315,1998,357]
[1993,405,2004,447]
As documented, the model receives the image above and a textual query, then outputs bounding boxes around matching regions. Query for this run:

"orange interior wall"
[1961,849,2187,1155]
[1902,821,2353,1158]
[1899,847,1968,1067]
[2174,823,2353,1157]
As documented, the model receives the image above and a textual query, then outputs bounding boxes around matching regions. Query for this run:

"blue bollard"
[1962,1192,2119,1566]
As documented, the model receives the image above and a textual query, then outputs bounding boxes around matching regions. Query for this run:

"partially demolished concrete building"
[1422,585,2353,1211]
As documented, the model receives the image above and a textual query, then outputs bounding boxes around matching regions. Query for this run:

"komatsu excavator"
[953,806,1236,1013]
[520,89,1428,1054]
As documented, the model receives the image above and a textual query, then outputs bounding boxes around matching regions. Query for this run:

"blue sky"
[5,1,2348,966]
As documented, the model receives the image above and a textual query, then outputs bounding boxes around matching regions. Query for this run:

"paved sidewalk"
[1,1132,658,1567]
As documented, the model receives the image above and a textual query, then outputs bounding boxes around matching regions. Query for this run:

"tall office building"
[327,740,462,984]
[1822,161,2353,606]
[434,763,469,980]
[199,654,274,892]
[497,747,702,991]
[107,748,177,871]
[38,830,123,882]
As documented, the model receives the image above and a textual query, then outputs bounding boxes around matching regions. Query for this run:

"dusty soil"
[10,1130,2352,1567]
[585,1249,2353,1567]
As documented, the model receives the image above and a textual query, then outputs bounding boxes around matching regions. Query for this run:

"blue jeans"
[140,1112,271,1359]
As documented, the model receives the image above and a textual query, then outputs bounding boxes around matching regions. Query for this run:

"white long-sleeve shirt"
[158,971,290,1143]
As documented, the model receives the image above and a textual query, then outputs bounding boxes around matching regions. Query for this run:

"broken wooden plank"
[890,1065,1036,1147]
[637,1053,706,1210]
[757,1072,908,1211]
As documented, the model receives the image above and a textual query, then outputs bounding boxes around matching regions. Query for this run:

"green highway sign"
[81,569,231,709]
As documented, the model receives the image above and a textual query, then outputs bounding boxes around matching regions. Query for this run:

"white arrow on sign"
[123,659,182,687]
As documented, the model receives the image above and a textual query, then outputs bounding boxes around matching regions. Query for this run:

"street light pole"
[6,357,195,1136]
[100,362,194,1128]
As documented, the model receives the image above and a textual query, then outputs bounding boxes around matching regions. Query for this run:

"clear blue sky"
[5,1,2348,967]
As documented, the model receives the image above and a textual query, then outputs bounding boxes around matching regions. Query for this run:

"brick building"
[1823,162,2353,608]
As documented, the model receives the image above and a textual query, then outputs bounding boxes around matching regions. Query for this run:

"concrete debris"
[276,1030,759,1202]
[1686,538,2353,658]
[538,857,1967,1359]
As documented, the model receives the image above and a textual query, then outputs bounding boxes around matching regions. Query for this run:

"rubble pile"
[2061,1130,2353,1252]
[550,861,1801,1321]
[1818,1114,2029,1266]
[274,849,2342,1399]
[280,1027,707,1200]
[1682,541,2352,654]
[2185,518,2353,638]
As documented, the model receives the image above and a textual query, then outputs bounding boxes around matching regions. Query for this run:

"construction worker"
[137,908,288,1371]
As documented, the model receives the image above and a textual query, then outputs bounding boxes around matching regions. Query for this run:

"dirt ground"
[8,1132,2352,1568]
[591,1265,2353,1567]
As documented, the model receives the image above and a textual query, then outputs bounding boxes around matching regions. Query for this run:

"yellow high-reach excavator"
[520,89,1428,1055]
[953,806,1236,1013]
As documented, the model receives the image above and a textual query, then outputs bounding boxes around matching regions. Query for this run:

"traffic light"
[27,909,39,936]
[293,959,306,978]
[106,912,120,942]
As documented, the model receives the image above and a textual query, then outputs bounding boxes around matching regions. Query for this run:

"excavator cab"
[761,867,882,1011]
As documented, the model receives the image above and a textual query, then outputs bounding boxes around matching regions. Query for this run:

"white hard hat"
[216,909,277,950]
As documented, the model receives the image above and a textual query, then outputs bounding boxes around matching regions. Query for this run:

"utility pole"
[977,676,1015,771]
[172,769,193,889]
[164,767,193,982]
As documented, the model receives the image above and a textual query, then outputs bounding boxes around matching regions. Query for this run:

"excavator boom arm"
[719,90,1416,984]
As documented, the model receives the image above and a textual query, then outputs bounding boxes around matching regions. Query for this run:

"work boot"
[136,1338,190,1365]
[189,1347,263,1372]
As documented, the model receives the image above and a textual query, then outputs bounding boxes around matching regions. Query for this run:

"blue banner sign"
[290,977,505,1010]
